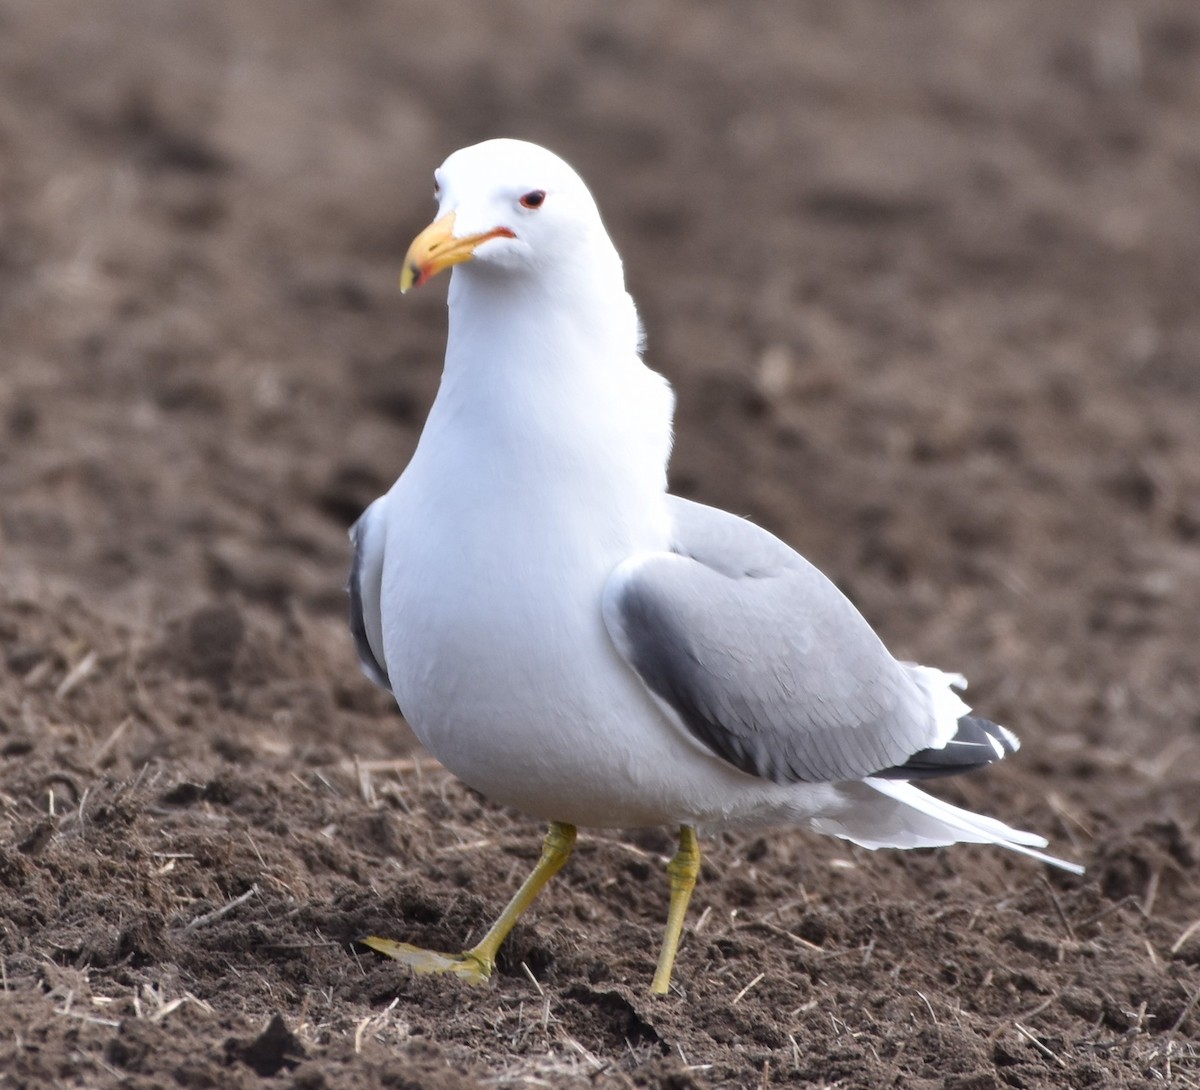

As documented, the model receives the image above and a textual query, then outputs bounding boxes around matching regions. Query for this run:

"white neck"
[415,258,675,528]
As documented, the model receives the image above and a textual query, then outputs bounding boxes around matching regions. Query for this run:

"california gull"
[348,139,1083,995]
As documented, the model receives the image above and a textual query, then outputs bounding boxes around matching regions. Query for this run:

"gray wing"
[347,496,391,692]
[602,497,963,785]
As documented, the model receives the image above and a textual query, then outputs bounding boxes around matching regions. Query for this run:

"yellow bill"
[400,213,515,292]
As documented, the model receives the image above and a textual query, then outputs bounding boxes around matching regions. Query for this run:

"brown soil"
[2,2,1199,1087]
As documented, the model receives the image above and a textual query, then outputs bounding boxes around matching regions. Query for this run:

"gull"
[348,138,1082,995]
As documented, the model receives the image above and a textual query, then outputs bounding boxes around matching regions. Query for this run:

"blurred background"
[1,2,1198,1086]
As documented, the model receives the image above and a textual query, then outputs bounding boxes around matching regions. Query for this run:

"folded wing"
[347,496,391,692]
[603,497,1010,785]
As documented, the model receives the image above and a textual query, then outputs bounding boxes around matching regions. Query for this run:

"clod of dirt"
[564,984,663,1050]
[16,818,56,856]
[1059,986,1104,1023]
[226,1012,307,1077]
[115,909,171,967]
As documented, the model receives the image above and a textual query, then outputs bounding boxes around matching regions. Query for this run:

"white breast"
[378,289,691,822]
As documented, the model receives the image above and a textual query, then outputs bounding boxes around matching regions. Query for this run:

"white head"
[399,140,672,497]
[400,139,623,295]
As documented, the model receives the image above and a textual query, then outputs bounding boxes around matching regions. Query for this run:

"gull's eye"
[433,175,441,200]
[519,190,546,210]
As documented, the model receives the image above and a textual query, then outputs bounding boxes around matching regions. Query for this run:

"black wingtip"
[871,715,1019,781]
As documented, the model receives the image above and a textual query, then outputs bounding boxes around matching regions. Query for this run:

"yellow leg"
[362,822,577,984]
[651,825,700,995]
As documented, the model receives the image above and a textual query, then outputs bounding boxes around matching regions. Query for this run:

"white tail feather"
[812,778,1084,875]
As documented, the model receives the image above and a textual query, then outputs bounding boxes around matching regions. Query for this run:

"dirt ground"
[2,1,1199,1087]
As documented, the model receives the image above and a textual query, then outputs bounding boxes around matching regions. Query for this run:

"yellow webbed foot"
[360,823,577,988]
[360,937,493,985]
